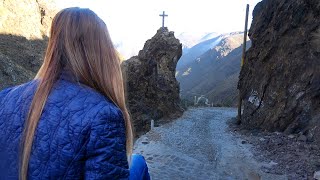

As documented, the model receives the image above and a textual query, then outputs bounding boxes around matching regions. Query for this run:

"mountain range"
[176,32,219,51]
[176,32,251,106]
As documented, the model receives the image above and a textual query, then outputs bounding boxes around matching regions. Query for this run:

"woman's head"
[20,7,133,180]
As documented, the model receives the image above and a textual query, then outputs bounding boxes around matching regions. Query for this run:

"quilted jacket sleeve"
[85,104,129,179]
[0,87,12,102]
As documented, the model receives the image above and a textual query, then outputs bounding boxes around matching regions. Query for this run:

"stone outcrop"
[0,0,57,38]
[0,0,57,90]
[239,0,320,143]
[122,28,184,136]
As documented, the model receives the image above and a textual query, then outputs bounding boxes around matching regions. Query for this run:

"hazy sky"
[57,0,261,57]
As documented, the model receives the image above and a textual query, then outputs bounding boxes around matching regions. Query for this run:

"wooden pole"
[237,4,250,125]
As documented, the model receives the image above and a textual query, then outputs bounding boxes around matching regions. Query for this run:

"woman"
[0,7,149,179]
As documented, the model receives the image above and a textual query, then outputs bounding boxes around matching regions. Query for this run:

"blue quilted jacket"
[0,72,129,179]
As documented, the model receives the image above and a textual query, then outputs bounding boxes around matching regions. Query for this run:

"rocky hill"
[121,28,184,136]
[0,0,57,90]
[177,34,221,69]
[177,33,250,106]
[239,0,320,144]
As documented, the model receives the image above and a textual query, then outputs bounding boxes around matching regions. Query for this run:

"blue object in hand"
[129,154,150,180]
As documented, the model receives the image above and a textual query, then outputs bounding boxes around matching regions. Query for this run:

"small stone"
[274,132,281,135]
[141,137,149,144]
[259,138,266,141]
[288,134,295,139]
[314,171,320,180]
[241,140,247,144]
[262,161,278,169]
[311,145,319,151]
[297,135,307,142]
[269,161,278,166]
[248,171,261,180]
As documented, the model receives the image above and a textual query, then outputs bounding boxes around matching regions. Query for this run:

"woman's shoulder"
[52,79,122,118]
[53,79,111,105]
[0,80,38,104]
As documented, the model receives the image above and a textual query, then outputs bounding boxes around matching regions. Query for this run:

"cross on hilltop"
[159,11,168,28]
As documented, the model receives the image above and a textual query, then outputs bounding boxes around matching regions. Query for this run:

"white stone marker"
[151,119,155,131]
[314,171,320,180]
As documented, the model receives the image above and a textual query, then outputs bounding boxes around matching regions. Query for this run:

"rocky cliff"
[122,28,184,136]
[239,0,320,143]
[0,0,57,90]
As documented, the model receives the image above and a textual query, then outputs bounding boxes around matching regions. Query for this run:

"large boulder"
[122,28,184,136]
[0,0,57,90]
[239,0,320,143]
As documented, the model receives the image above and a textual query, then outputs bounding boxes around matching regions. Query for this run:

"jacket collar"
[59,68,83,84]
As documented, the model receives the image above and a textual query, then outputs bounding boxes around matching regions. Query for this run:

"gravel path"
[133,107,287,180]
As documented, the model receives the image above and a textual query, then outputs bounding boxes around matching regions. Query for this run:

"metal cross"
[159,11,168,28]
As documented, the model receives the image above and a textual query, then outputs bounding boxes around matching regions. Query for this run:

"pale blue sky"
[57,0,261,57]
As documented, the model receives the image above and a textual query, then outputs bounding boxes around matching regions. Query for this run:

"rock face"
[239,0,320,143]
[0,0,57,90]
[122,28,184,136]
[0,0,57,38]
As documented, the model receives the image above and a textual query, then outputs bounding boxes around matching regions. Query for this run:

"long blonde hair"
[20,7,133,180]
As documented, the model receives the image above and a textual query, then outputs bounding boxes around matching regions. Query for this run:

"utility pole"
[237,4,249,125]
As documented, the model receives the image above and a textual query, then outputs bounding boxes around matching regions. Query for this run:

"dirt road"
[134,107,287,180]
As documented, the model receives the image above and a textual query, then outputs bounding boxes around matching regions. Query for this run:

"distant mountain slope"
[176,32,246,70]
[206,73,239,106]
[177,35,221,68]
[176,32,219,51]
[176,32,251,106]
